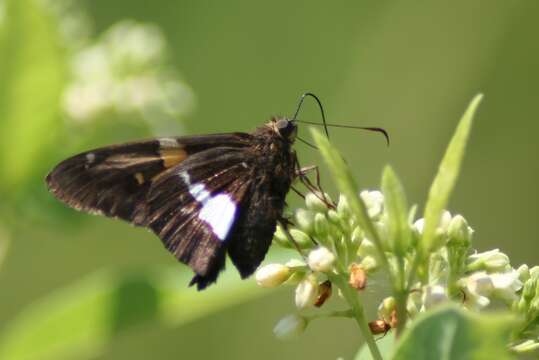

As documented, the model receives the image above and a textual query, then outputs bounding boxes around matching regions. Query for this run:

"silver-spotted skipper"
[46,93,387,290]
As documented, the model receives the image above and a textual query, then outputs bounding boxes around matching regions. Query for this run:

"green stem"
[328,272,383,360]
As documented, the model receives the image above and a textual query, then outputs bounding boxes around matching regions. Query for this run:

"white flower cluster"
[257,190,537,342]
[63,21,195,125]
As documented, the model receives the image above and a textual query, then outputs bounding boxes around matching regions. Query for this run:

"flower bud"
[378,296,396,324]
[307,246,335,273]
[327,209,340,225]
[522,278,537,302]
[360,256,379,272]
[467,249,510,272]
[305,192,329,213]
[313,213,329,238]
[517,264,530,283]
[337,194,350,217]
[314,280,332,307]
[255,264,291,288]
[447,215,473,247]
[273,314,307,340]
[272,225,291,248]
[295,208,315,234]
[295,274,318,309]
[348,263,367,290]
[289,229,313,249]
[529,266,539,279]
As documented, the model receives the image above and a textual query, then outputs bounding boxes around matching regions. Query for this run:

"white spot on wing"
[86,153,95,163]
[180,171,191,185]
[179,170,236,241]
[159,137,178,148]
[189,183,210,203]
[199,194,237,240]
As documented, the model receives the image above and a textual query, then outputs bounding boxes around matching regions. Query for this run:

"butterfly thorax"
[249,118,297,196]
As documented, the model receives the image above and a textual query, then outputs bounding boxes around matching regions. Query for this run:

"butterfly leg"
[295,163,335,209]
[278,218,307,258]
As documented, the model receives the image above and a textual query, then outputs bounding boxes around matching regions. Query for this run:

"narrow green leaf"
[421,94,483,252]
[311,128,384,258]
[0,0,66,191]
[381,165,411,255]
[0,250,294,360]
[355,334,394,360]
[393,305,515,360]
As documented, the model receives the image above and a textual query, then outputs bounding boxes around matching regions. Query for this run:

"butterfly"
[46,93,387,290]
[45,93,332,290]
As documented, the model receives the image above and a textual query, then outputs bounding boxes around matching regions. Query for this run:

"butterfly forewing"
[46,135,250,222]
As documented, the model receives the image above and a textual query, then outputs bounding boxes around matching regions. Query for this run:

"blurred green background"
[0,0,538,359]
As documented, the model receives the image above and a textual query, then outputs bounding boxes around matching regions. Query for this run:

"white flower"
[422,285,448,309]
[413,218,425,235]
[255,264,290,288]
[307,247,335,272]
[295,275,318,309]
[360,190,384,219]
[491,269,523,302]
[463,271,494,309]
[468,249,510,272]
[273,314,307,340]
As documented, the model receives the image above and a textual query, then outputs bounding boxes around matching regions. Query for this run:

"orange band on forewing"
[160,148,188,168]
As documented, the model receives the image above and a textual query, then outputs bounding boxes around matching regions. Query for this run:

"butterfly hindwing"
[142,147,254,289]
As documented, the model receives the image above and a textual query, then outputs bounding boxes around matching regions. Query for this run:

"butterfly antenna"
[294,120,390,146]
[291,92,329,139]
[296,136,318,150]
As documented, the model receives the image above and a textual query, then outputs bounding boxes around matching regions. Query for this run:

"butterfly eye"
[276,119,290,130]
[275,119,296,140]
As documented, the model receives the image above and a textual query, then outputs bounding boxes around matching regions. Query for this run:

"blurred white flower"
[413,218,425,235]
[62,20,194,128]
[490,269,523,302]
[255,264,290,288]
[463,271,493,309]
[273,314,307,340]
[307,246,335,272]
[422,285,448,309]
[295,274,318,309]
[360,190,384,219]
[467,249,510,272]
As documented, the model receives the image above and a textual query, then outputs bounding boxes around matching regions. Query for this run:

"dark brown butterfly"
[46,93,387,290]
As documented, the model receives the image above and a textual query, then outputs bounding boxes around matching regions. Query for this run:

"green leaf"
[421,94,483,253]
[0,0,66,191]
[0,259,289,360]
[311,128,384,260]
[393,304,515,360]
[381,165,411,256]
[355,334,395,360]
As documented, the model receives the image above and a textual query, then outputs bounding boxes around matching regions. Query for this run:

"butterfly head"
[271,117,297,143]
